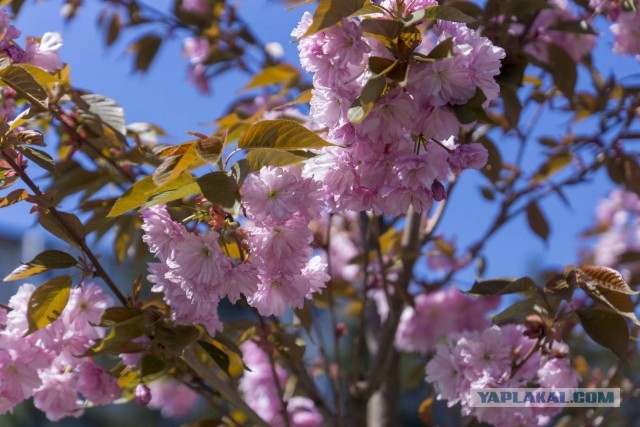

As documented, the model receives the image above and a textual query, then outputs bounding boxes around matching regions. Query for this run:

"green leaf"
[4,250,77,281]
[196,172,240,209]
[531,152,573,183]
[38,211,85,249]
[0,64,48,110]
[131,34,162,72]
[87,314,147,355]
[426,37,454,60]
[369,56,398,77]
[467,277,537,296]
[100,307,142,327]
[526,201,550,242]
[16,146,56,175]
[348,76,387,123]
[479,137,502,183]
[268,331,306,363]
[500,84,522,127]
[245,64,300,89]
[452,88,492,124]
[195,136,224,165]
[302,0,366,37]
[492,298,539,324]
[198,340,231,376]
[246,148,309,171]
[0,188,29,209]
[238,120,334,151]
[360,19,403,41]
[79,94,127,135]
[108,172,195,217]
[404,5,475,27]
[547,44,577,98]
[140,354,166,380]
[152,144,199,187]
[26,275,72,334]
[576,308,629,361]
[155,324,201,351]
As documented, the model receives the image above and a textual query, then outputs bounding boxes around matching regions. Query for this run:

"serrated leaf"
[531,152,573,183]
[0,64,48,110]
[268,331,306,363]
[467,277,536,296]
[16,146,56,174]
[246,148,309,171]
[108,172,195,217]
[131,34,162,72]
[360,19,403,41]
[87,314,147,355]
[302,0,366,37]
[492,298,539,324]
[155,324,201,351]
[140,354,166,379]
[80,94,127,135]
[452,88,491,124]
[245,64,300,89]
[427,37,454,60]
[199,340,231,376]
[404,5,474,27]
[0,188,29,209]
[38,210,85,249]
[348,76,386,123]
[195,136,224,165]
[526,201,550,242]
[26,275,72,334]
[152,144,198,186]
[294,305,313,335]
[196,171,240,209]
[576,308,629,361]
[238,120,333,151]
[547,44,577,98]
[4,250,77,281]
[100,307,142,327]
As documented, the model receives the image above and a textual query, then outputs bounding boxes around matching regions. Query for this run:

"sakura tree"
[0,0,639,426]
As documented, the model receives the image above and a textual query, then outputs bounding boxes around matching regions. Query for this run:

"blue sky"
[3,0,637,284]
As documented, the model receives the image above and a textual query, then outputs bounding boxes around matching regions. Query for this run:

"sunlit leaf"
[4,250,77,281]
[302,0,366,37]
[246,148,309,171]
[467,277,536,296]
[0,188,29,209]
[404,5,474,27]
[245,64,300,89]
[26,275,72,334]
[239,120,334,150]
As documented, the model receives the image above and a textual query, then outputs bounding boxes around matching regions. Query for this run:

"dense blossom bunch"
[241,166,329,316]
[589,189,640,267]
[183,35,211,95]
[0,283,119,420]
[142,204,258,334]
[296,7,500,215]
[239,340,323,427]
[147,377,199,418]
[591,0,640,59]
[522,0,596,62]
[426,325,581,427]
[395,288,499,354]
[0,10,63,71]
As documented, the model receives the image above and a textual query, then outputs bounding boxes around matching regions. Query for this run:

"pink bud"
[431,180,446,201]
[135,383,152,406]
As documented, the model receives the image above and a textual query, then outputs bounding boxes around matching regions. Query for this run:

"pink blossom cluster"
[181,0,209,15]
[426,325,581,427]
[142,204,259,335]
[295,8,498,215]
[395,288,499,354]
[591,189,640,267]
[0,283,120,421]
[147,377,199,418]
[522,0,596,63]
[593,0,640,60]
[239,340,323,427]
[183,35,211,95]
[241,166,329,316]
[0,9,64,72]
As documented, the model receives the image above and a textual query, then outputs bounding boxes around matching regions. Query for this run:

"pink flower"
[148,377,199,418]
[221,263,260,303]
[24,32,64,71]
[141,204,186,263]
[457,326,511,378]
[135,383,152,406]
[188,64,211,95]
[425,343,465,403]
[538,357,581,389]
[322,19,371,68]
[63,283,112,339]
[76,363,120,405]
[247,224,312,274]
[412,55,475,106]
[181,0,209,15]
[33,371,82,421]
[289,397,324,427]
[611,12,640,57]
[168,230,231,285]
[447,143,488,174]
[184,36,209,64]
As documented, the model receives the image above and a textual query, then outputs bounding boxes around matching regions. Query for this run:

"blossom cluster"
[142,204,259,335]
[239,340,323,427]
[591,0,640,59]
[0,9,64,73]
[589,189,640,268]
[295,4,498,215]
[0,283,120,421]
[426,325,581,427]
[395,288,499,354]
[241,166,329,316]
